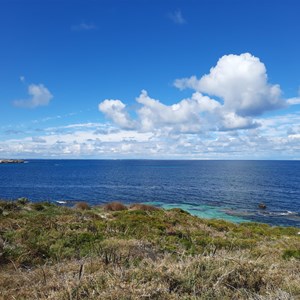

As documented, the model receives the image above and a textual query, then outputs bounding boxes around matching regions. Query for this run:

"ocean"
[0,160,299,227]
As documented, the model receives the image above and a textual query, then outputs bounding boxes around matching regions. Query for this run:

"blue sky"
[1,0,300,159]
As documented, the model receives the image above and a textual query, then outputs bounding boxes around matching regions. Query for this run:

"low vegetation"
[0,199,299,299]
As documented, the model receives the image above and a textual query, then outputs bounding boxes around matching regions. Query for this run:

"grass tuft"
[17,197,30,205]
[283,249,300,260]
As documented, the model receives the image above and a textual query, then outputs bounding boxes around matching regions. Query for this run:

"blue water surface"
[0,160,299,227]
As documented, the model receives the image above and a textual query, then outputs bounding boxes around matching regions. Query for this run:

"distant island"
[0,159,25,164]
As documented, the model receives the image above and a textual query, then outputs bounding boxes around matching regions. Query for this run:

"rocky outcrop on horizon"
[0,159,25,164]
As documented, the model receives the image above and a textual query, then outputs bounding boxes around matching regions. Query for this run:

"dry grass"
[1,250,299,300]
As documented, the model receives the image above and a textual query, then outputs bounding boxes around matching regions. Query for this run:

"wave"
[260,210,299,217]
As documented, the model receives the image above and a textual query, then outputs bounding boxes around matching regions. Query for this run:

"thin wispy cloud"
[168,10,186,25]
[4,129,24,135]
[31,136,47,143]
[1,112,300,159]
[287,87,300,105]
[71,22,97,31]
[287,97,300,105]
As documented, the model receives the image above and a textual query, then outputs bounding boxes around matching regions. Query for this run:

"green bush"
[283,249,300,260]
[17,197,29,205]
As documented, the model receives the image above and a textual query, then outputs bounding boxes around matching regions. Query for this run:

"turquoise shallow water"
[147,201,248,223]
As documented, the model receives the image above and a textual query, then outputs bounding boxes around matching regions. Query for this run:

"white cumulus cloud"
[98,99,136,129]
[14,84,53,108]
[219,112,258,131]
[136,90,217,132]
[174,53,286,116]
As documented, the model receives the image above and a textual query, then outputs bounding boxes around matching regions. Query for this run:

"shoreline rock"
[258,203,267,209]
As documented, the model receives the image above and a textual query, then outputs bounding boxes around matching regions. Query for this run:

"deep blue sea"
[0,160,299,227]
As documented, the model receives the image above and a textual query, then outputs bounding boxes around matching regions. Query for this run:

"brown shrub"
[74,202,90,210]
[104,202,128,211]
[129,203,160,211]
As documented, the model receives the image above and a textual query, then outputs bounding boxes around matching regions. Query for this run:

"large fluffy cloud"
[174,53,285,116]
[13,84,53,108]
[99,53,291,133]
[136,90,258,132]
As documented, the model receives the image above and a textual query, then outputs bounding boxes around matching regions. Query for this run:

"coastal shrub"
[283,249,300,260]
[129,203,160,211]
[169,207,190,215]
[206,219,235,232]
[104,201,127,211]
[104,211,168,240]
[74,202,90,210]
[0,201,20,211]
[17,197,29,205]
[271,226,299,236]
[31,202,45,211]
[49,241,75,261]
[49,232,101,260]
[28,202,55,212]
